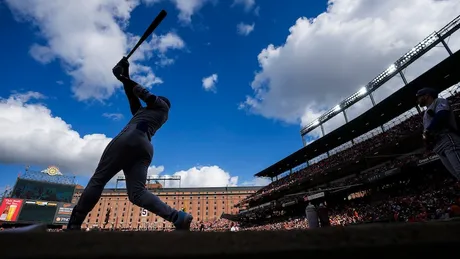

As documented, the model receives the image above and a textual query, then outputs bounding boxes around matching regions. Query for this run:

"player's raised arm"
[131,83,170,111]
[112,57,142,115]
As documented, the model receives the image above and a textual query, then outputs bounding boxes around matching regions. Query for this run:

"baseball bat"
[126,9,168,59]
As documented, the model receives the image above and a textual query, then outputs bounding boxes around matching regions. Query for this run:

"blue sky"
[0,0,459,190]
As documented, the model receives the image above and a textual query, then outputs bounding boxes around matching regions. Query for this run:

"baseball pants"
[434,133,460,181]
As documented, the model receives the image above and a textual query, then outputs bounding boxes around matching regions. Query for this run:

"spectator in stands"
[417,87,460,181]
[230,223,239,232]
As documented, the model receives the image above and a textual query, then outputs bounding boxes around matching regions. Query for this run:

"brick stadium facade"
[72,185,260,229]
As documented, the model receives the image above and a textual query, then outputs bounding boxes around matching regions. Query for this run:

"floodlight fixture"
[358,87,367,96]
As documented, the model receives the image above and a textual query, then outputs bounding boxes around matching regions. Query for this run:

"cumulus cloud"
[0,92,242,187]
[10,91,47,103]
[237,22,255,36]
[161,166,239,188]
[171,0,212,24]
[144,0,212,24]
[232,0,256,12]
[240,0,460,140]
[202,73,218,92]
[102,113,124,121]
[148,165,166,175]
[5,0,185,102]
[0,92,110,175]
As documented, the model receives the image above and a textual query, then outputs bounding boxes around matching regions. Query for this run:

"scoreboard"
[1,173,77,225]
[17,200,58,224]
[11,179,76,203]
[0,199,75,225]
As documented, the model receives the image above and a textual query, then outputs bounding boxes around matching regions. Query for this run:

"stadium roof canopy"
[255,49,460,178]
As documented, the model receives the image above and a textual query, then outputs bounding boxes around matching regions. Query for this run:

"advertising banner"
[0,198,24,222]
[303,192,325,202]
[417,155,439,166]
[53,203,75,224]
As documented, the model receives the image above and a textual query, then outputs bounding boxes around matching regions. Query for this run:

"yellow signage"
[34,201,57,206]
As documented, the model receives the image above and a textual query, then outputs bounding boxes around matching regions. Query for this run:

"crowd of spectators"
[195,173,460,232]
[330,181,460,226]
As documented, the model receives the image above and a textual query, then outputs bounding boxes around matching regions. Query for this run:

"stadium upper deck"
[255,15,460,179]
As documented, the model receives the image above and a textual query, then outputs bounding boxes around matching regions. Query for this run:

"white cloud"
[148,165,166,175]
[148,32,186,53]
[0,92,241,188]
[171,0,211,24]
[202,73,218,92]
[102,113,124,121]
[144,0,212,24]
[240,0,460,140]
[232,0,256,12]
[237,22,255,36]
[0,92,110,175]
[115,165,239,188]
[56,80,64,85]
[10,91,47,103]
[29,45,54,64]
[5,0,185,102]
[163,166,239,188]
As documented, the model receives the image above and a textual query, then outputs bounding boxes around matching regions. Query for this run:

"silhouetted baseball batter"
[67,58,193,231]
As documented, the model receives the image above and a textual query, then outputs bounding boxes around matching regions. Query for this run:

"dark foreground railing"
[1,221,460,258]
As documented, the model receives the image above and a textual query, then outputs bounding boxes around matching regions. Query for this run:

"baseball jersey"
[423,97,457,133]
[127,96,169,141]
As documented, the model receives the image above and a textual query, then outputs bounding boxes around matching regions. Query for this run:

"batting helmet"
[159,96,171,109]
[416,88,438,98]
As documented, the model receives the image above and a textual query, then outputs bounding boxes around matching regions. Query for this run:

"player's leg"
[123,148,193,230]
[439,133,460,181]
[67,141,124,230]
[437,152,456,177]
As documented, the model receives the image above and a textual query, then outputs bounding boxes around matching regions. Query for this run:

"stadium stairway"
[1,220,460,258]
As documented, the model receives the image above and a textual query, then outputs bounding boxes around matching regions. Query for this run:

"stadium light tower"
[300,15,460,147]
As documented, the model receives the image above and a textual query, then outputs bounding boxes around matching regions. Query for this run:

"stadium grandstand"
[215,15,460,230]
